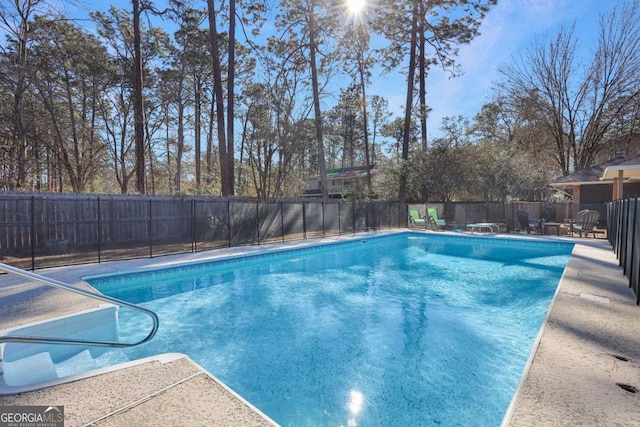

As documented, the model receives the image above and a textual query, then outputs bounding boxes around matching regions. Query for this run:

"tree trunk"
[206,93,214,184]
[308,0,327,198]
[227,0,236,195]
[166,106,173,193]
[194,79,201,188]
[399,0,419,207]
[418,1,428,151]
[358,51,372,196]
[133,0,146,194]
[176,96,184,192]
[13,6,31,190]
[206,0,229,195]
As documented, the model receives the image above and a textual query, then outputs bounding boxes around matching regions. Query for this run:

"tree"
[30,18,111,192]
[0,0,50,189]
[472,97,558,183]
[338,16,375,195]
[205,0,266,196]
[241,82,303,200]
[307,0,328,198]
[163,4,209,192]
[368,95,392,164]
[381,117,412,159]
[132,0,146,193]
[205,0,230,196]
[239,31,313,200]
[417,116,474,202]
[328,86,363,168]
[276,0,341,198]
[377,116,417,201]
[401,114,549,202]
[91,6,169,194]
[376,0,497,206]
[497,1,640,175]
[398,0,418,207]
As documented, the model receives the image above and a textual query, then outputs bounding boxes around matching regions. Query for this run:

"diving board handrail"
[0,262,159,348]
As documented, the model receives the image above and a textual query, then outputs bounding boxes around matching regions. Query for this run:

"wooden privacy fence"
[0,194,402,271]
[608,198,640,305]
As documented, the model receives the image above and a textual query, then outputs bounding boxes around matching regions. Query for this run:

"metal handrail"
[0,262,159,348]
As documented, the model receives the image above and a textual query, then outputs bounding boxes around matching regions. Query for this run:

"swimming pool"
[83,232,572,426]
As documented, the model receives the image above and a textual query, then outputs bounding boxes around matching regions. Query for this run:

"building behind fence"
[0,192,607,271]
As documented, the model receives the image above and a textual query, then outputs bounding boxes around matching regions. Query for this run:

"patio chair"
[575,209,589,223]
[427,207,446,230]
[408,208,427,228]
[566,209,590,236]
[515,210,537,234]
[573,210,600,238]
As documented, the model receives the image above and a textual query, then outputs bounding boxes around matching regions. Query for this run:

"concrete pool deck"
[1,231,639,425]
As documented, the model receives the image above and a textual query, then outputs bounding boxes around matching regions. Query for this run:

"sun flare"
[346,0,366,14]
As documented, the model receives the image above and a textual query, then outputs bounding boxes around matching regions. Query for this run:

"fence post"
[504,202,509,232]
[191,199,196,252]
[464,203,468,229]
[302,202,307,240]
[616,200,623,256]
[322,201,326,238]
[365,201,370,231]
[338,202,342,235]
[280,201,285,243]
[352,202,356,234]
[97,197,102,263]
[227,199,232,248]
[622,199,631,274]
[607,202,612,245]
[148,198,153,258]
[30,196,35,271]
[634,198,640,305]
[620,199,629,268]
[390,202,393,228]
[627,197,637,287]
[256,201,261,245]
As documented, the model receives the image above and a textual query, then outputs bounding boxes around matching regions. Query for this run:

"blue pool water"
[85,233,573,426]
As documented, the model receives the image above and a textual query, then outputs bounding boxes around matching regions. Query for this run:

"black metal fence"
[0,192,610,272]
[0,193,402,270]
[608,198,640,305]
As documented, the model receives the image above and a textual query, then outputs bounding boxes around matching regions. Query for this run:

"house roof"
[305,164,375,181]
[550,154,640,186]
[601,164,640,180]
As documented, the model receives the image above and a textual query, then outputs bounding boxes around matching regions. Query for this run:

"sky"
[49,0,620,140]
[369,0,617,139]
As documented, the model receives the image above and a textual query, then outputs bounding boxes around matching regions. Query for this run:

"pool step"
[55,349,97,378]
[3,352,58,386]
[2,347,134,391]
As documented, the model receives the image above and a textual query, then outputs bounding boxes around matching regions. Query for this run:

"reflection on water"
[89,234,573,426]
